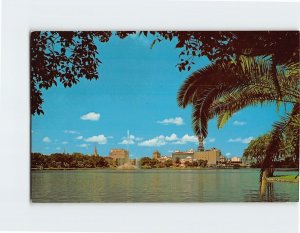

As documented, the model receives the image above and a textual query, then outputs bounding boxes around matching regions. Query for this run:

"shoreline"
[31,167,298,171]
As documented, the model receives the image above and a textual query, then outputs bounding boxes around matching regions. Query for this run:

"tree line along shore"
[31,152,298,170]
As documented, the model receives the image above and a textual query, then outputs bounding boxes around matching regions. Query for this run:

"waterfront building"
[109,149,129,165]
[231,156,241,162]
[172,147,221,166]
[172,151,194,160]
[219,155,227,163]
[194,148,221,166]
[153,150,161,159]
[185,156,193,163]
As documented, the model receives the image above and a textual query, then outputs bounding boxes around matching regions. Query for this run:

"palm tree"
[260,103,299,172]
[243,106,299,167]
[177,55,299,180]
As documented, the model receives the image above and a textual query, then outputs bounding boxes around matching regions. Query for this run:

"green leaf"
[217,111,232,129]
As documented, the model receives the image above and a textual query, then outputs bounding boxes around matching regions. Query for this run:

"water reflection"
[31,169,299,202]
[260,182,274,202]
[245,179,296,202]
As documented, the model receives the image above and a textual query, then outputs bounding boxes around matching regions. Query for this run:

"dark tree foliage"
[164,159,173,167]
[31,31,299,115]
[31,152,109,169]
[140,157,158,168]
[143,31,299,71]
[31,31,112,115]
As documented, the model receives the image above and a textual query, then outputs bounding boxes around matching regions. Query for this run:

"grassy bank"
[267,175,299,183]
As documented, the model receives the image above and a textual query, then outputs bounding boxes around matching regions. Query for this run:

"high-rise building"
[172,151,194,160]
[109,149,129,166]
[194,148,221,165]
[153,150,161,159]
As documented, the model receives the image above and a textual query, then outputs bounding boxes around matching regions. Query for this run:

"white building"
[231,156,241,162]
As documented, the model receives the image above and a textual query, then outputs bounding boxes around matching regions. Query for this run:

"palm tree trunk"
[259,152,274,197]
[198,135,205,151]
[259,170,268,197]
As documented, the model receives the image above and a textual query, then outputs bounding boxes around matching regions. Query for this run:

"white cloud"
[138,135,167,147]
[174,134,198,144]
[119,139,135,145]
[228,137,254,144]
[80,112,100,121]
[208,138,216,143]
[64,130,79,134]
[118,134,143,145]
[62,141,68,144]
[119,134,135,145]
[78,144,89,148]
[42,137,51,143]
[139,133,198,147]
[157,117,184,126]
[165,133,178,141]
[233,121,246,126]
[182,134,198,142]
[226,152,231,156]
[242,137,255,143]
[85,135,107,144]
[228,138,241,143]
[75,136,83,140]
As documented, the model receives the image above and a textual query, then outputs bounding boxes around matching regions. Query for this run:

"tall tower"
[198,135,204,152]
[153,150,161,159]
[94,145,99,156]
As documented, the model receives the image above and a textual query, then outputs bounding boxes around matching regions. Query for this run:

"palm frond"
[177,55,299,140]
[217,111,232,129]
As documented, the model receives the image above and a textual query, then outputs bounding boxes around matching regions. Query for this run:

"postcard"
[30,31,299,202]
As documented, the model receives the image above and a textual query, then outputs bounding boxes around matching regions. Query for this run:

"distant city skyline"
[31,34,289,158]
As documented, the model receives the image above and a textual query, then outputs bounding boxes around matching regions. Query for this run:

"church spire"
[94,144,99,156]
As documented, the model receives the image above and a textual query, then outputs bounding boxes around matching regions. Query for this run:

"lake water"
[31,169,299,202]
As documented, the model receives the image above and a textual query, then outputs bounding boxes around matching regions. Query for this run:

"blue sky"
[31,33,288,158]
